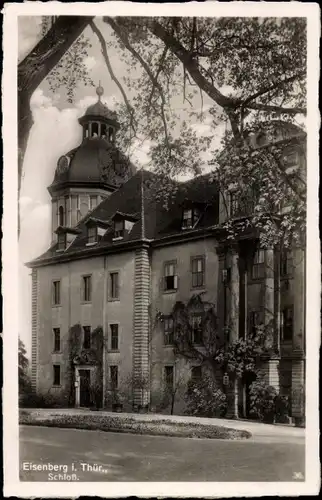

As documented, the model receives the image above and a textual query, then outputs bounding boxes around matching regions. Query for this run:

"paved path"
[20,425,305,482]
[25,408,305,443]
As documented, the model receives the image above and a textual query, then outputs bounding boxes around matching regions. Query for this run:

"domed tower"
[48,85,136,240]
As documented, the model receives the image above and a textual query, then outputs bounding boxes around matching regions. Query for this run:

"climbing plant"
[161,293,270,389]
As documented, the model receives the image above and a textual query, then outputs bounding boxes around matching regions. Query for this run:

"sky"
[18,16,222,354]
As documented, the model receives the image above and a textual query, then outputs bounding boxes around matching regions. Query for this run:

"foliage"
[185,375,227,418]
[249,376,278,422]
[215,326,269,379]
[18,338,32,395]
[274,394,291,423]
[41,16,94,103]
[19,16,307,247]
[168,294,267,384]
[20,389,69,409]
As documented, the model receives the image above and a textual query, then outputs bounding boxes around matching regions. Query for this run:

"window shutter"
[174,275,178,290]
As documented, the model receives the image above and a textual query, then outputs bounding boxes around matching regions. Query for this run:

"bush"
[184,375,227,418]
[249,377,277,423]
[274,394,290,423]
[19,389,68,409]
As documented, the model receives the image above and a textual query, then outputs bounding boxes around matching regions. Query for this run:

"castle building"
[27,87,306,422]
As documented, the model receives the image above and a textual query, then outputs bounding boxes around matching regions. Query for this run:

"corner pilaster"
[31,269,38,391]
[132,245,150,408]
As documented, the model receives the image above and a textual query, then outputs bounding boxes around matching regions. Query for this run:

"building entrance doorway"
[79,369,91,407]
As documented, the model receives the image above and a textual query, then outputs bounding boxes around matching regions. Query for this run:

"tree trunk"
[18,16,93,200]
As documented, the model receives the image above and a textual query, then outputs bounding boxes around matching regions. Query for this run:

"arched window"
[58,205,64,227]
[92,122,99,138]
[108,127,114,142]
[101,124,107,139]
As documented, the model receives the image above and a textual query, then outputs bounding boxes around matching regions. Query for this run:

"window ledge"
[52,304,61,308]
[80,301,92,305]
[56,249,65,253]
[86,242,97,247]
[52,385,62,388]
[112,236,124,242]
[52,351,62,354]
[191,286,206,291]
[163,289,178,294]
[108,298,120,302]
[107,350,120,354]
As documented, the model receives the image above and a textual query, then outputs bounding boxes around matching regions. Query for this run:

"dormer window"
[112,212,137,241]
[57,233,67,251]
[87,226,98,244]
[56,227,80,252]
[114,219,124,239]
[182,209,193,228]
[182,207,201,229]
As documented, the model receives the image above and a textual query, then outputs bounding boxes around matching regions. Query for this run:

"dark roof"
[28,171,220,267]
[85,101,118,122]
[49,138,136,190]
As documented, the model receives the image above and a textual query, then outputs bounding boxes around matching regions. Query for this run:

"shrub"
[19,389,68,409]
[274,394,290,423]
[249,377,277,423]
[184,375,227,418]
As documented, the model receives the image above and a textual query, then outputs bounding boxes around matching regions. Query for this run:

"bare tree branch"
[90,21,137,135]
[105,17,170,147]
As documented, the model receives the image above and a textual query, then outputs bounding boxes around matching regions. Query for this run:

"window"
[58,205,65,226]
[110,324,119,350]
[83,326,91,349]
[82,275,92,302]
[57,233,66,251]
[110,272,119,299]
[164,366,174,390]
[52,280,61,306]
[248,311,263,337]
[114,219,124,239]
[53,328,61,352]
[182,208,193,228]
[251,249,265,279]
[110,366,118,390]
[191,366,202,382]
[76,195,81,223]
[89,196,98,211]
[53,365,60,386]
[191,256,205,288]
[101,124,107,138]
[182,207,200,229]
[229,191,239,217]
[163,316,174,345]
[282,306,293,341]
[108,127,114,142]
[281,249,293,277]
[91,122,99,137]
[164,262,178,291]
[192,315,203,344]
[87,226,97,244]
